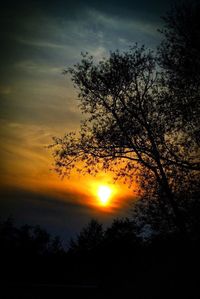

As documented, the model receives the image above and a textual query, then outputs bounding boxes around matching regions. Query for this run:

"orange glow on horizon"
[0,125,139,214]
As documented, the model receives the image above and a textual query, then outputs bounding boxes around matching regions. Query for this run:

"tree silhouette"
[158,1,200,144]
[50,235,64,256]
[69,219,103,254]
[52,48,196,232]
[104,218,138,247]
[103,218,140,265]
[51,2,200,234]
[0,218,65,258]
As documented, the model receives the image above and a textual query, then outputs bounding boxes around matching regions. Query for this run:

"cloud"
[0,3,163,128]
[0,186,96,240]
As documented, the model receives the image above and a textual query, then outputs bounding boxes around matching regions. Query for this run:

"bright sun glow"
[97,185,112,206]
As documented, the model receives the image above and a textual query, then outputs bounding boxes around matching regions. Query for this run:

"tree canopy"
[158,1,200,143]
[51,1,200,233]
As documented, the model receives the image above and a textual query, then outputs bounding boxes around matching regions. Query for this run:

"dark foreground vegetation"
[1,196,200,299]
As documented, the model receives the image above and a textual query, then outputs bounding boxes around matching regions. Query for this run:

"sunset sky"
[0,0,175,239]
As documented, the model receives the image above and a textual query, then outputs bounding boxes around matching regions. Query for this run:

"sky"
[0,0,176,241]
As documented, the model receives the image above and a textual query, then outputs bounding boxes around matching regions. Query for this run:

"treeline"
[1,197,200,298]
[0,217,65,284]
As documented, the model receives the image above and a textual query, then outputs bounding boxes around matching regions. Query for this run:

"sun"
[97,185,112,206]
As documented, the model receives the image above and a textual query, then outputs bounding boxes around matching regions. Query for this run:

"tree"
[132,194,176,238]
[104,218,139,248]
[50,236,64,256]
[69,219,104,254]
[51,28,199,232]
[158,1,200,143]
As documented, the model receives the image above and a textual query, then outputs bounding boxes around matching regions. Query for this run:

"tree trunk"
[159,169,186,235]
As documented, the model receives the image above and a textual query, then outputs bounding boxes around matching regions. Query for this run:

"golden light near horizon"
[97,185,112,206]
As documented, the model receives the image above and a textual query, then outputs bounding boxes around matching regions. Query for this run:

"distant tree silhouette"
[69,219,103,255]
[1,214,200,296]
[0,218,64,258]
[0,217,66,285]
[32,225,50,255]
[0,217,17,255]
[17,224,33,255]
[104,218,138,248]
[67,219,104,285]
[50,235,64,256]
